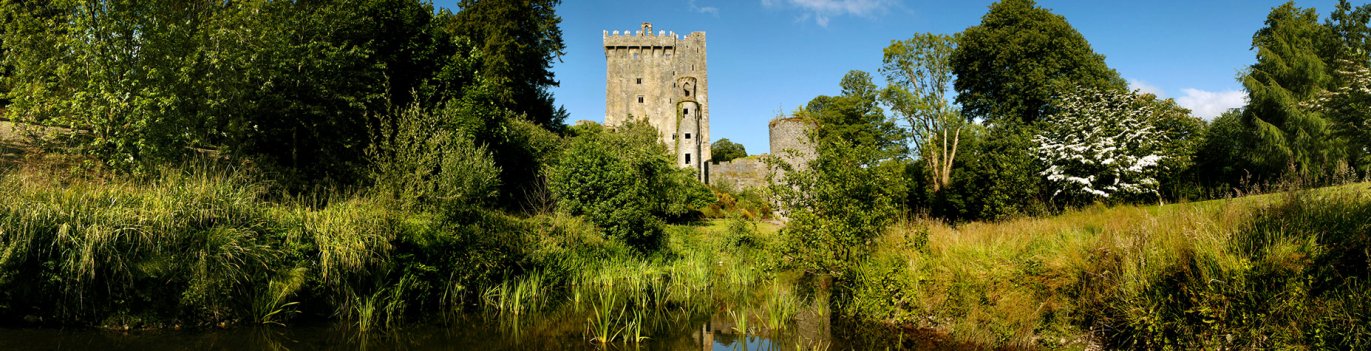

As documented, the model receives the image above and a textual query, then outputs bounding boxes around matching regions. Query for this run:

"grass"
[9,156,1360,349]
[0,164,531,329]
[0,157,804,338]
[849,181,1371,349]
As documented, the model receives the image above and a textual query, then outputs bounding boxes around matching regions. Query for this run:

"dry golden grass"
[857,182,1371,349]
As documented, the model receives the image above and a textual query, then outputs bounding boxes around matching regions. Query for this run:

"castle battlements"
[603,22,710,181]
[603,23,705,48]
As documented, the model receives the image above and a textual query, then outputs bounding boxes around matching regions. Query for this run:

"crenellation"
[604,22,711,181]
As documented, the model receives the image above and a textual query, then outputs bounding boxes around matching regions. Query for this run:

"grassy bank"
[849,183,1371,349]
[0,164,533,329]
[0,164,825,346]
[3,161,1368,349]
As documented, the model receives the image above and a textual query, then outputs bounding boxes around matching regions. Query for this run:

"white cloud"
[761,0,896,27]
[689,0,719,16]
[1176,88,1247,119]
[1127,79,1164,97]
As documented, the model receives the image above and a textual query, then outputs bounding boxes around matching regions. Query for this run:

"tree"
[1242,2,1341,181]
[547,121,711,252]
[774,70,905,280]
[2,0,223,172]
[1141,94,1208,200]
[0,0,447,182]
[1035,88,1169,204]
[451,0,567,128]
[1323,0,1371,67]
[710,138,747,163]
[880,33,968,193]
[1320,0,1371,176]
[951,0,1124,125]
[937,125,1046,222]
[1195,109,1259,187]
[1309,59,1371,175]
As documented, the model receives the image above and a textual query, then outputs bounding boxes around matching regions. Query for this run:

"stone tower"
[604,22,710,180]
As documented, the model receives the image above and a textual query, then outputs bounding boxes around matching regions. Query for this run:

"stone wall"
[709,156,770,191]
[603,22,710,180]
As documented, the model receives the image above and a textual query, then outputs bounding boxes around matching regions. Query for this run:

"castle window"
[638,96,644,103]
[636,78,642,84]
[685,154,691,164]
[683,108,689,115]
[685,133,692,139]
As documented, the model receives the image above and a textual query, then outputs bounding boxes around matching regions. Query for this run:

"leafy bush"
[702,185,773,220]
[546,121,711,252]
[367,102,500,215]
[774,71,907,280]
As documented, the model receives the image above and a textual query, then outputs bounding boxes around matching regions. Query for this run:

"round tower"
[768,117,816,171]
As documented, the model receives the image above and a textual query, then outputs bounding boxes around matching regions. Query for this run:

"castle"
[602,22,814,190]
[603,22,710,180]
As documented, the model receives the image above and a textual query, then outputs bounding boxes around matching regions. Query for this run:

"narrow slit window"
[638,96,644,103]
[685,154,691,164]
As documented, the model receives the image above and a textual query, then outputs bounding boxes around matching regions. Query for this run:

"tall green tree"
[1242,2,1341,181]
[774,70,905,280]
[1312,59,1371,175]
[880,33,967,193]
[1,0,222,172]
[950,0,1124,125]
[451,0,567,128]
[1320,0,1371,175]
[1323,0,1371,66]
[0,0,451,182]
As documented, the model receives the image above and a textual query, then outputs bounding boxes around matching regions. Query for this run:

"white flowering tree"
[1308,58,1371,174]
[1035,88,1167,203]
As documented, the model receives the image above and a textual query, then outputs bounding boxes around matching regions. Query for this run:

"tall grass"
[0,164,534,330]
[848,182,1371,349]
[0,163,820,344]
[0,166,293,327]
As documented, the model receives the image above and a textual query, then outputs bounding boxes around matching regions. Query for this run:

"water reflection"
[0,307,987,350]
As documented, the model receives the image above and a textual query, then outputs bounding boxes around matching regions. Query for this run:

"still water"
[0,310,962,350]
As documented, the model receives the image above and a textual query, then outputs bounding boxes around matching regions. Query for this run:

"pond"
[0,308,966,350]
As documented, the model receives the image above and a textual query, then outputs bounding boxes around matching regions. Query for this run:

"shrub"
[546,121,711,253]
[367,102,500,216]
[774,71,907,280]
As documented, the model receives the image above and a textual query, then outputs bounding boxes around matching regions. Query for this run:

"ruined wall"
[604,22,710,180]
[709,156,769,191]
[708,116,816,192]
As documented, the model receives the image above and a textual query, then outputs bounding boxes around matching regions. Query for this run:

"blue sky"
[436,0,1346,155]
